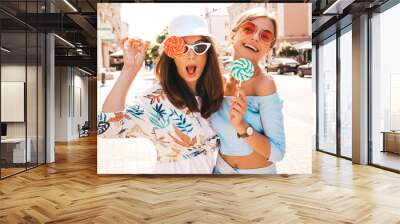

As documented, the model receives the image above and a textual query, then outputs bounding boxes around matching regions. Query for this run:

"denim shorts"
[213,154,277,174]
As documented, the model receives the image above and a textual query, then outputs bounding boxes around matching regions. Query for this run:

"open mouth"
[186,65,197,76]
[243,43,259,52]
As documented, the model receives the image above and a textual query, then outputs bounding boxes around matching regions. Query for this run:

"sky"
[120,3,231,44]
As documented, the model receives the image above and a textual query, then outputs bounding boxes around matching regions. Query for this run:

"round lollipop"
[230,58,254,96]
[163,36,186,58]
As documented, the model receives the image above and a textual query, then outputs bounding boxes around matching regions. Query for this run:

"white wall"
[1,82,24,123]
[55,66,68,141]
[72,72,89,138]
[1,65,28,138]
[1,63,46,163]
[55,67,89,141]
[1,65,25,128]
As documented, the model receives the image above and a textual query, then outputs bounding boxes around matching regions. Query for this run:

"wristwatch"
[237,125,254,138]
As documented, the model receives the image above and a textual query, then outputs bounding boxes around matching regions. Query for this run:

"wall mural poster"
[97,3,312,174]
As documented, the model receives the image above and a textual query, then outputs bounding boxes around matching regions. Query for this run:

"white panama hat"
[159,14,213,55]
[167,14,212,37]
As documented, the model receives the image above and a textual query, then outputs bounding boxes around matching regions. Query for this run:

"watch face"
[246,126,253,135]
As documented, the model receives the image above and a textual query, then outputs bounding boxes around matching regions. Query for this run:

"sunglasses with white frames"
[182,42,211,55]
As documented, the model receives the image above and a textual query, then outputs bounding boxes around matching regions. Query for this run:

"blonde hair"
[231,8,278,47]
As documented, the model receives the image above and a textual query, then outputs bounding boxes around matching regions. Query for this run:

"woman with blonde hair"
[211,8,286,174]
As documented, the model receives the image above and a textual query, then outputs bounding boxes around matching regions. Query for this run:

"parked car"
[297,62,312,77]
[266,57,300,75]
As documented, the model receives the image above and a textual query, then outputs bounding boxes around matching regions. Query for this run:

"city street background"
[97,3,313,174]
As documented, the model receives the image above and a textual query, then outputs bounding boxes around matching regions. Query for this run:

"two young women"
[98,9,285,174]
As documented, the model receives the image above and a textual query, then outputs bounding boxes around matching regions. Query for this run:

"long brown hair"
[156,36,223,118]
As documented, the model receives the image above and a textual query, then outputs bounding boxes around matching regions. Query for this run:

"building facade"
[203,7,231,56]
[97,3,125,77]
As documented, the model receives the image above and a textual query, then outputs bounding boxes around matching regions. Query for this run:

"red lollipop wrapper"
[163,36,185,58]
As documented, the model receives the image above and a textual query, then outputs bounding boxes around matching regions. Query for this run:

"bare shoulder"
[252,74,277,96]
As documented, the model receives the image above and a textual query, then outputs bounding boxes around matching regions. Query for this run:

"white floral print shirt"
[97,82,220,174]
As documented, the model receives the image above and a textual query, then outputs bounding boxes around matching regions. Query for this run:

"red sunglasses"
[239,21,275,44]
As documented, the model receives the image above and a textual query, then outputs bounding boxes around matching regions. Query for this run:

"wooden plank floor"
[0,135,399,224]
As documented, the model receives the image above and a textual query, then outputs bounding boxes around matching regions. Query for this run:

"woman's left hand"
[230,87,248,133]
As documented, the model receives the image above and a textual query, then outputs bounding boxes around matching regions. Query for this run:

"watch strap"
[237,125,251,138]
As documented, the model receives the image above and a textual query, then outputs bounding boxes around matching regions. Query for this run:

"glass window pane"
[27,31,38,169]
[1,0,46,179]
[371,3,400,171]
[318,37,337,154]
[340,29,352,158]
[1,31,27,177]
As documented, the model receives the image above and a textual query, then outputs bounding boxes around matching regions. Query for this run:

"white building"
[203,7,230,56]
[121,21,129,37]
[97,3,124,76]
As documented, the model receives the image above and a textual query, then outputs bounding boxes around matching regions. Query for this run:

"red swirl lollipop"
[164,36,185,58]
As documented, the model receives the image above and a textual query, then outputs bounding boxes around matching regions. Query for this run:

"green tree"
[145,44,160,61]
[277,42,299,58]
[156,27,168,44]
[145,27,168,61]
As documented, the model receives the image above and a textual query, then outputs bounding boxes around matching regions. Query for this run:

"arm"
[230,90,272,160]
[102,37,149,112]
[102,66,138,112]
[237,121,272,159]
[256,92,285,162]
[99,38,155,139]
[230,77,285,162]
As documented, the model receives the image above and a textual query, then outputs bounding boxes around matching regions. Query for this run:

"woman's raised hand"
[101,38,150,113]
[119,37,150,72]
[230,86,248,133]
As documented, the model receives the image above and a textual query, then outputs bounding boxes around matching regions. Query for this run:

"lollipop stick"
[237,81,242,98]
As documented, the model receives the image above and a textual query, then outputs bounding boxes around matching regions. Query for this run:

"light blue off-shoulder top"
[210,93,286,162]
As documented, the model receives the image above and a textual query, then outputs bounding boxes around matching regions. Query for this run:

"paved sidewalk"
[274,73,313,174]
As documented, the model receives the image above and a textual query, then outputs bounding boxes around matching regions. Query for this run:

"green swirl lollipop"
[230,58,254,97]
[230,58,254,83]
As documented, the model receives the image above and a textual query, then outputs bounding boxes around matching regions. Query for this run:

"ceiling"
[1,0,396,74]
[0,0,97,75]
[311,0,390,43]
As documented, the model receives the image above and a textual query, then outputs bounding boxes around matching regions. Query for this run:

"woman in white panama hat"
[211,8,286,174]
[98,15,224,174]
